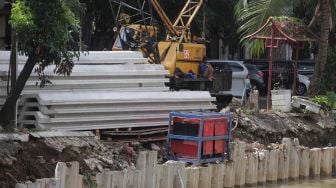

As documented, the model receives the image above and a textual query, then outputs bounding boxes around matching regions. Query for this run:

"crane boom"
[149,0,178,37]
[149,0,203,43]
[173,0,203,43]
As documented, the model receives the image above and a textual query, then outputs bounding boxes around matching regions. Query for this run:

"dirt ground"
[0,138,158,188]
[0,140,91,188]
[232,111,336,147]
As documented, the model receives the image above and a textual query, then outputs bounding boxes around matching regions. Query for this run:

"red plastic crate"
[203,119,214,155]
[214,118,228,154]
[187,118,200,127]
[173,117,184,123]
[171,140,198,159]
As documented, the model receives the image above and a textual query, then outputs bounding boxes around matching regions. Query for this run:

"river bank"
[0,102,336,187]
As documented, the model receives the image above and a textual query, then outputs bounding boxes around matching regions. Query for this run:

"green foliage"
[248,39,265,58]
[235,0,293,40]
[326,92,336,109]
[10,0,82,81]
[10,1,34,29]
[312,95,329,108]
[312,92,336,110]
[234,0,293,57]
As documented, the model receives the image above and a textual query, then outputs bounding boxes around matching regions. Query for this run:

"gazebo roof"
[243,17,318,43]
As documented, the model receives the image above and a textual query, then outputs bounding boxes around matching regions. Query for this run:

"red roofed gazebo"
[243,17,318,111]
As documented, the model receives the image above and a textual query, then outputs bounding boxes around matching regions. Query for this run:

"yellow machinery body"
[112,24,156,51]
[158,41,206,77]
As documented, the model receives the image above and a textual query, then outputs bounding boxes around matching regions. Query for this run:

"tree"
[321,47,336,91]
[235,0,335,95]
[308,0,335,95]
[0,0,81,130]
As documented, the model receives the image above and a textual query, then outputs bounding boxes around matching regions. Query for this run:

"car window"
[208,61,230,71]
[228,62,244,72]
[244,64,257,71]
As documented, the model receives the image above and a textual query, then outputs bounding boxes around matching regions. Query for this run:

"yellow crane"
[111,0,232,108]
[149,0,206,76]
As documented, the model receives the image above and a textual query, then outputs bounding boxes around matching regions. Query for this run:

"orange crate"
[214,118,228,154]
[203,119,214,155]
[171,140,198,159]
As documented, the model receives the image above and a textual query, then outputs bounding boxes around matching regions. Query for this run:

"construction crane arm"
[149,0,178,37]
[173,0,203,42]
[149,0,203,43]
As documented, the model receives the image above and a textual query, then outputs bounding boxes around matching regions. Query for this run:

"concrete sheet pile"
[0,50,147,64]
[18,91,216,130]
[0,50,216,130]
[0,51,169,107]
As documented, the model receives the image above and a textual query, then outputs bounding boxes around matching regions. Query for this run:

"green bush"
[326,92,336,109]
[312,92,336,110]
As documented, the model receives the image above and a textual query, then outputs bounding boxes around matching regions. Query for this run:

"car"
[296,74,310,96]
[244,59,315,94]
[298,63,315,77]
[244,63,265,92]
[208,60,250,97]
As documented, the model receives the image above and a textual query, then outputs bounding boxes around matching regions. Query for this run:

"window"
[228,63,244,72]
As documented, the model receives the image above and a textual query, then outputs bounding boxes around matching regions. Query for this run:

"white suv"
[296,74,310,96]
[208,60,250,97]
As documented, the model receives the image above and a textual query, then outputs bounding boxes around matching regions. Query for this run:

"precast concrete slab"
[1,62,170,108]
[223,161,235,188]
[257,150,268,186]
[278,138,291,182]
[321,147,333,177]
[299,147,310,179]
[211,164,224,188]
[199,165,212,188]
[19,91,215,105]
[266,149,279,184]
[0,50,147,64]
[1,50,218,132]
[309,148,321,178]
[289,139,300,180]
[0,64,168,76]
[186,167,200,188]
[0,78,168,86]
[19,102,215,116]
[18,91,215,122]
[234,141,247,187]
[245,152,258,187]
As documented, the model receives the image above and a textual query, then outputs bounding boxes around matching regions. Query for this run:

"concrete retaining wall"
[16,138,336,188]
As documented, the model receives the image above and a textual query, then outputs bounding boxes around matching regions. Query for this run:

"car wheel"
[295,83,307,96]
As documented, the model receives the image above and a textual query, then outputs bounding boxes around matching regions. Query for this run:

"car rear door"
[228,62,249,97]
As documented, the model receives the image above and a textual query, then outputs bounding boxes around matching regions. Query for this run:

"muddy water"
[270,179,336,188]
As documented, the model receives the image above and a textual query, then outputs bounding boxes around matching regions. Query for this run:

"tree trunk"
[0,55,36,130]
[309,0,330,96]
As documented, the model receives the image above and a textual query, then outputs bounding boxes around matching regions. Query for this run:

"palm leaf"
[235,0,293,57]
[235,0,293,39]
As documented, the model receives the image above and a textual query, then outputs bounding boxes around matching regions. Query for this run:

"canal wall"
[15,138,336,188]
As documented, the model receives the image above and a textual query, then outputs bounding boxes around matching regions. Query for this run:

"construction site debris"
[0,133,29,142]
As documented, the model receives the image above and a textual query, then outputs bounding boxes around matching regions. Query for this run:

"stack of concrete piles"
[18,91,215,130]
[0,50,216,130]
[0,51,168,107]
